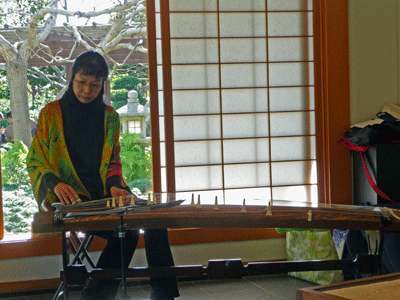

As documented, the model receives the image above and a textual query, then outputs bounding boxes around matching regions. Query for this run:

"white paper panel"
[175,165,223,190]
[177,190,224,205]
[222,113,269,139]
[157,65,163,90]
[156,40,162,65]
[269,62,314,87]
[174,140,222,166]
[170,13,218,38]
[158,91,164,115]
[171,64,220,90]
[221,63,268,88]
[173,90,220,115]
[271,161,317,186]
[220,38,267,63]
[171,39,219,64]
[173,115,221,140]
[269,87,315,112]
[223,138,270,163]
[224,188,271,205]
[224,163,270,188]
[221,88,268,113]
[268,12,313,37]
[270,136,316,161]
[219,13,266,37]
[268,0,313,11]
[156,13,161,39]
[169,0,217,12]
[272,185,318,205]
[269,37,313,62]
[270,111,315,136]
[219,0,266,11]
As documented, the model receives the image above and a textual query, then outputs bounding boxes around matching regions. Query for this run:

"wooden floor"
[0,274,317,300]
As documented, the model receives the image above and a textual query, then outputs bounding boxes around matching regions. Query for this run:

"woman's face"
[72,72,104,104]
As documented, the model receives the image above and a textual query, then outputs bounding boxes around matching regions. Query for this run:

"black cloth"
[343,203,400,279]
[80,229,179,300]
[59,85,105,200]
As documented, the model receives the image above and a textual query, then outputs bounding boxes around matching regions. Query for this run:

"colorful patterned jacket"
[26,100,124,210]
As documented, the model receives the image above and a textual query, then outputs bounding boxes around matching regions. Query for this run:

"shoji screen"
[154,0,316,206]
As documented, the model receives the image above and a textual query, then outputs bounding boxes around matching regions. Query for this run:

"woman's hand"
[110,186,132,205]
[54,182,80,205]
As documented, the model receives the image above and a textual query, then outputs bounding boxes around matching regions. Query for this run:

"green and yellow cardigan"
[26,100,124,210]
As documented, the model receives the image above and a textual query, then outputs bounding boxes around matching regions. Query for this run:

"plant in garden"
[1,140,37,235]
[119,133,152,195]
[111,75,146,111]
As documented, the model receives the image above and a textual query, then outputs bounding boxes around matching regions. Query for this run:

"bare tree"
[0,0,147,147]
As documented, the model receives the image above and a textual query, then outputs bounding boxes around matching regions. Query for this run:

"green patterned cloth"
[286,229,344,285]
[26,100,124,208]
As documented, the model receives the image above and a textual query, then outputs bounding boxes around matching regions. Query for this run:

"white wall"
[0,239,286,283]
[349,0,399,125]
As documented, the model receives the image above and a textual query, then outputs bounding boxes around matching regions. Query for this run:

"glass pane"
[270,136,316,161]
[268,12,313,37]
[221,63,268,88]
[171,64,220,90]
[173,90,221,115]
[219,0,266,11]
[171,39,219,64]
[271,160,317,186]
[224,163,270,188]
[269,62,314,87]
[270,111,315,136]
[173,115,221,140]
[175,165,223,190]
[174,140,222,166]
[220,38,267,63]
[170,13,218,38]
[222,113,269,139]
[221,88,269,113]
[269,87,315,112]
[219,13,266,37]
[223,138,270,163]
[269,37,313,62]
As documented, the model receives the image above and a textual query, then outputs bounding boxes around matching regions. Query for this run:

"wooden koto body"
[32,204,400,234]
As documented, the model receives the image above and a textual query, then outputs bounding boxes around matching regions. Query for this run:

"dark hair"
[6,111,11,119]
[71,51,109,81]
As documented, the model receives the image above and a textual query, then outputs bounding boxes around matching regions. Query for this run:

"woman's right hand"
[54,182,80,205]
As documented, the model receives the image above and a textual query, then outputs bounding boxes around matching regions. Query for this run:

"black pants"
[80,228,179,300]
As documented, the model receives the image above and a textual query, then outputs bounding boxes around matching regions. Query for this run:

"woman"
[26,50,179,300]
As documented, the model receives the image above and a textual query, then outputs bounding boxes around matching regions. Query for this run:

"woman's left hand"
[110,186,131,205]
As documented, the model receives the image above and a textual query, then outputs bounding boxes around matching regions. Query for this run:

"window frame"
[0,0,350,261]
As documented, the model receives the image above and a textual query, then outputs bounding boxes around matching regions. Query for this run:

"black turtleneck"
[59,86,105,200]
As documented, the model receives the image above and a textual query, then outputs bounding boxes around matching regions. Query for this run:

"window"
[0,0,350,252]
[148,0,350,206]
[128,120,142,134]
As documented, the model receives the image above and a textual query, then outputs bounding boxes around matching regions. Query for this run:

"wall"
[349,0,399,125]
[0,239,286,284]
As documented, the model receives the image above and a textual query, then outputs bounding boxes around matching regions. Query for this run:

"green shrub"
[1,140,37,235]
[120,133,152,195]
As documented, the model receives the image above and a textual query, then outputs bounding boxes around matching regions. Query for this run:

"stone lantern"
[117,90,150,142]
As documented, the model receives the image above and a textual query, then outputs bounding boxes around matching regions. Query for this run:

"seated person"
[26,50,179,300]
